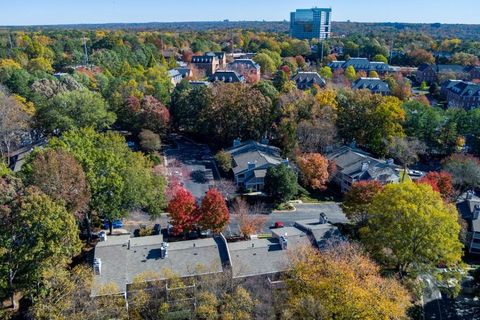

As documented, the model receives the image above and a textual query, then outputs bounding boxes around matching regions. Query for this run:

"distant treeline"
[1,20,479,40]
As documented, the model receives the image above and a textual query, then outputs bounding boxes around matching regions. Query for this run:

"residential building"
[213,52,227,69]
[228,59,261,83]
[326,146,400,192]
[228,227,311,279]
[290,8,332,40]
[440,79,463,98]
[328,58,392,75]
[416,64,467,84]
[457,197,480,254]
[92,234,226,296]
[210,70,245,83]
[292,71,326,90]
[167,69,183,87]
[352,77,391,95]
[465,66,480,81]
[446,81,480,110]
[191,54,219,76]
[176,67,193,79]
[226,139,286,192]
[92,220,342,297]
[294,215,342,249]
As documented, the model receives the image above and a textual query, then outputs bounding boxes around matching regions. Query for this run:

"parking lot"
[165,135,219,200]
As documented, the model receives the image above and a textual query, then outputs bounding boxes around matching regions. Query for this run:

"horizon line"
[0,20,475,29]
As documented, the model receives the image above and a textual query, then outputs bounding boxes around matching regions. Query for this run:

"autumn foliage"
[198,189,230,233]
[296,153,334,191]
[417,171,454,202]
[167,187,199,235]
[167,188,229,235]
[342,180,384,225]
[284,243,411,319]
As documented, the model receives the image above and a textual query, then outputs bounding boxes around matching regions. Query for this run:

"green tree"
[253,52,276,74]
[361,182,463,275]
[37,90,116,133]
[139,129,161,152]
[264,164,298,203]
[372,54,388,63]
[443,154,480,196]
[215,150,232,174]
[49,128,166,233]
[0,177,81,309]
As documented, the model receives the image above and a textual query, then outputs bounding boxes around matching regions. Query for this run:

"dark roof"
[329,58,392,72]
[352,77,390,94]
[449,81,480,97]
[191,55,217,64]
[457,199,480,233]
[211,70,245,83]
[294,219,342,249]
[176,67,192,78]
[292,72,326,88]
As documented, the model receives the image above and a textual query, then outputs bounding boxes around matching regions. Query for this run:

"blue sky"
[1,0,478,26]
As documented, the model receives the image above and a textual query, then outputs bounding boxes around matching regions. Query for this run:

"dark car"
[153,224,161,235]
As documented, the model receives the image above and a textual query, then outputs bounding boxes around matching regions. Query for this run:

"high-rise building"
[290,8,332,40]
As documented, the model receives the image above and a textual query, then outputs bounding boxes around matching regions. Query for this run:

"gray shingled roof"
[211,70,245,83]
[229,59,260,70]
[92,236,224,296]
[449,81,480,97]
[227,228,310,278]
[294,219,342,248]
[326,146,399,181]
[292,72,326,88]
[328,58,392,72]
[227,141,283,175]
[352,77,390,94]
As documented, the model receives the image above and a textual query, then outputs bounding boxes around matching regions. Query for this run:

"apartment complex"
[290,8,332,40]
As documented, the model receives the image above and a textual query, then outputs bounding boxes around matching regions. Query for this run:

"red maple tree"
[198,189,230,233]
[167,188,199,235]
[417,171,454,202]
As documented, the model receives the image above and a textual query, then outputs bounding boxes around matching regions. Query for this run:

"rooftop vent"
[319,212,328,224]
[98,231,107,242]
[160,242,169,259]
[279,236,288,250]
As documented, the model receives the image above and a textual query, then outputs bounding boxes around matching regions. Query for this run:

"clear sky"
[1,0,478,26]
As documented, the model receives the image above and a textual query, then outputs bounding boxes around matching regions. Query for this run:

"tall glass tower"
[290,8,332,40]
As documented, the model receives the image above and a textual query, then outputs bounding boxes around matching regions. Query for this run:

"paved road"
[165,135,218,200]
[228,203,347,235]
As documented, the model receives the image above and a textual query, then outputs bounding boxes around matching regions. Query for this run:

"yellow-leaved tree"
[361,182,463,275]
[284,243,411,320]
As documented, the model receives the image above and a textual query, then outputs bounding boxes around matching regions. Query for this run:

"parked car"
[273,221,285,229]
[153,224,161,235]
[103,219,124,229]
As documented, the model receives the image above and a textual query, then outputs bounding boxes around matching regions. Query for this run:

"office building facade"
[290,8,332,40]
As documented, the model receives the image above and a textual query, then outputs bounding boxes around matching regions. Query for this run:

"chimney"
[319,212,328,224]
[233,138,241,148]
[128,239,131,250]
[385,158,394,166]
[248,161,256,170]
[93,258,102,275]
[279,236,288,250]
[361,162,369,172]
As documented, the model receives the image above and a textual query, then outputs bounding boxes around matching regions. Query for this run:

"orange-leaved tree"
[198,189,230,233]
[167,187,199,235]
[296,153,335,191]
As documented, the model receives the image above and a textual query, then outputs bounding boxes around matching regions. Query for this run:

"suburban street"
[227,203,347,235]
